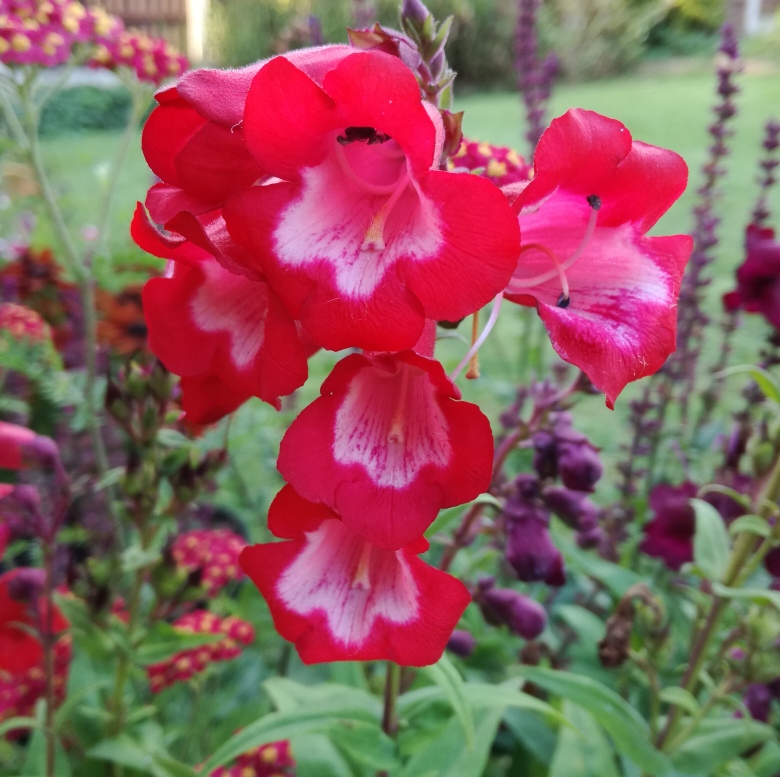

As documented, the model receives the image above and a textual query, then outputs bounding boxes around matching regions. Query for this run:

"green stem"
[14,78,113,484]
[42,543,56,777]
[382,662,401,737]
[90,86,148,263]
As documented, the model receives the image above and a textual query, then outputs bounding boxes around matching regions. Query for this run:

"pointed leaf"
[672,719,774,774]
[692,498,730,581]
[521,667,671,775]
[421,653,475,748]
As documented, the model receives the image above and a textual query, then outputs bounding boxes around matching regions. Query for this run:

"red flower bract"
[504,109,692,408]
[240,485,471,666]
[224,49,520,352]
[277,350,493,549]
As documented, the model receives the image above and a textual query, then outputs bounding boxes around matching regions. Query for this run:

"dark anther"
[587,194,602,210]
[337,126,392,145]
[556,294,570,308]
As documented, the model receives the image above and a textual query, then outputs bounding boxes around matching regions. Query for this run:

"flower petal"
[278,352,493,549]
[240,487,470,665]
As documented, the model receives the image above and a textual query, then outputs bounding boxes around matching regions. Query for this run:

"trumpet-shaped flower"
[239,485,471,666]
[504,109,692,407]
[277,351,493,549]
[133,205,308,422]
[224,50,520,351]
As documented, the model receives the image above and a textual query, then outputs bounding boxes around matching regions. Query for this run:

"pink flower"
[448,139,531,187]
[723,224,780,331]
[277,350,493,550]
[171,529,246,596]
[133,206,309,423]
[240,485,471,666]
[209,740,294,777]
[0,633,71,735]
[146,610,254,693]
[224,49,520,352]
[0,0,91,68]
[0,302,52,343]
[503,109,692,408]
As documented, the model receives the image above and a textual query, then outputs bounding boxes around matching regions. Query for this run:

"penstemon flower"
[240,485,470,666]
[133,206,309,423]
[277,349,493,549]
[133,27,692,666]
[224,49,520,351]
[503,109,692,407]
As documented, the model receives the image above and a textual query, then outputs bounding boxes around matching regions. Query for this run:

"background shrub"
[40,86,132,137]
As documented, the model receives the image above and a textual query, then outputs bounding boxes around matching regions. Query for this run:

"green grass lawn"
[5,62,780,516]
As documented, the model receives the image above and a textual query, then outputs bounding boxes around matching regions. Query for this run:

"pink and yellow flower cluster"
[0,0,187,85]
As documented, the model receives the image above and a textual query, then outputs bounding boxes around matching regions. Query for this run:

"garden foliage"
[1,0,780,776]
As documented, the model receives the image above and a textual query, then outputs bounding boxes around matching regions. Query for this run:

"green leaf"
[420,653,475,748]
[135,622,224,665]
[88,736,152,771]
[121,543,162,573]
[717,365,780,404]
[671,719,775,774]
[198,709,381,774]
[0,716,38,738]
[712,584,780,611]
[262,678,381,717]
[330,720,399,771]
[728,515,771,538]
[398,679,563,724]
[22,727,72,777]
[550,702,620,777]
[659,687,699,715]
[150,754,198,777]
[291,735,354,777]
[521,667,670,775]
[749,738,780,777]
[156,428,190,448]
[692,498,730,581]
[399,706,505,777]
[554,529,643,597]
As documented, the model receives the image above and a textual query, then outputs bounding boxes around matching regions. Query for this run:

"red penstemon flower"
[224,49,520,351]
[133,36,692,666]
[0,569,69,676]
[240,485,471,666]
[278,350,493,549]
[503,109,692,407]
[133,206,309,423]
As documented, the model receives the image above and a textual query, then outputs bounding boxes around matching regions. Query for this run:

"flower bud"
[558,442,603,492]
[765,547,780,578]
[743,684,772,722]
[480,587,546,639]
[542,486,599,530]
[7,567,45,603]
[506,516,565,586]
[402,0,430,29]
[446,629,476,658]
[532,430,557,479]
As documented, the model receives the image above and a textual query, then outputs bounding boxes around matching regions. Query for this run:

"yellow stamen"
[388,364,410,444]
[352,543,373,590]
